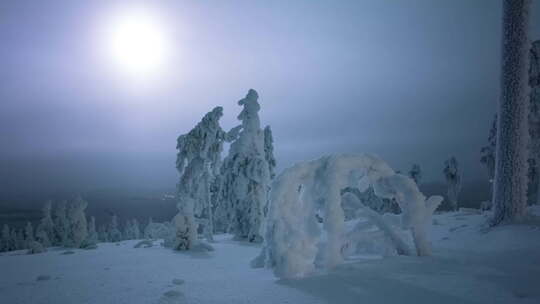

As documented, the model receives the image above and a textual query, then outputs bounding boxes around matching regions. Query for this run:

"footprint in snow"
[172,279,185,285]
[36,275,51,281]
[159,290,185,303]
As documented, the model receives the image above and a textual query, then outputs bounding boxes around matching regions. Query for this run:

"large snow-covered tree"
[218,89,271,242]
[491,0,531,225]
[443,157,462,211]
[174,106,238,249]
[253,154,442,278]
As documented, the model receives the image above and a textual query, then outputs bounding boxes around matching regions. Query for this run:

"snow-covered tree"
[174,106,239,249]
[491,0,531,226]
[86,216,98,246]
[263,126,276,180]
[27,241,45,254]
[36,229,51,248]
[98,225,109,242]
[218,89,271,242]
[1,224,12,252]
[131,219,141,240]
[408,164,422,185]
[36,200,55,247]
[108,214,122,242]
[53,200,70,246]
[443,157,462,211]
[144,217,154,239]
[253,154,442,278]
[24,222,34,247]
[528,40,540,205]
[67,196,88,248]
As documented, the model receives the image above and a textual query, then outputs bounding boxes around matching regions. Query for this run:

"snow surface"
[1,208,540,304]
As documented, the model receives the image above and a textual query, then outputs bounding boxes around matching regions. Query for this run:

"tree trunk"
[491,0,531,225]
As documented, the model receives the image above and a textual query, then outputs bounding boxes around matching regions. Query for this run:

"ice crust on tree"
[217,89,271,242]
[253,153,442,278]
[443,157,462,210]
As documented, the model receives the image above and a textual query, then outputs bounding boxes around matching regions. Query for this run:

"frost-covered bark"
[254,154,442,278]
[408,164,422,185]
[443,157,462,211]
[219,89,271,242]
[491,0,531,225]
[529,40,540,205]
[174,106,234,249]
[67,196,88,248]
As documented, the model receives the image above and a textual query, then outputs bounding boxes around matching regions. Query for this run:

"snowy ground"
[1,208,540,304]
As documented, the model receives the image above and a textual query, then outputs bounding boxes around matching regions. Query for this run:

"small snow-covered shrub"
[27,241,46,254]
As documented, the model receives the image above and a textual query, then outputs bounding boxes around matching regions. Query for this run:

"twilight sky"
[1,0,540,196]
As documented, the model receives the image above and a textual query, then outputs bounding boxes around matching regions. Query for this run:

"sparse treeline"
[0,197,161,254]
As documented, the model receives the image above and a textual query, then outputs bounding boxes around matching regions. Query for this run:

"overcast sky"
[1,0,540,196]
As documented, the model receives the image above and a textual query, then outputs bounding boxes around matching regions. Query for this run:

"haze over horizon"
[2,0,540,199]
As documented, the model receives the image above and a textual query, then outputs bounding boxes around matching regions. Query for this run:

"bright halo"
[103,8,170,77]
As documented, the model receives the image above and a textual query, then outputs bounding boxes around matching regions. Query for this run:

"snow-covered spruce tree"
[36,200,54,248]
[108,214,122,242]
[528,40,540,205]
[443,157,462,211]
[144,217,153,239]
[98,225,109,242]
[86,216,98,247]
[219,89,271,242]
[408,164,422,185]
[174,106,238,249]
[132,219,141,239]
[24,222,35,247]
[53,200,70,246]
[123,220,133,240]
[491,0,531,226]
[66,196,88,248]
[1,224,12,252]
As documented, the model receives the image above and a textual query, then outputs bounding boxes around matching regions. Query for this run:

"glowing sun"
[103,8,170,77]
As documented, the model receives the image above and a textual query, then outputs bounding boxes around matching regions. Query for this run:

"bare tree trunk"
[491,0,531,225]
